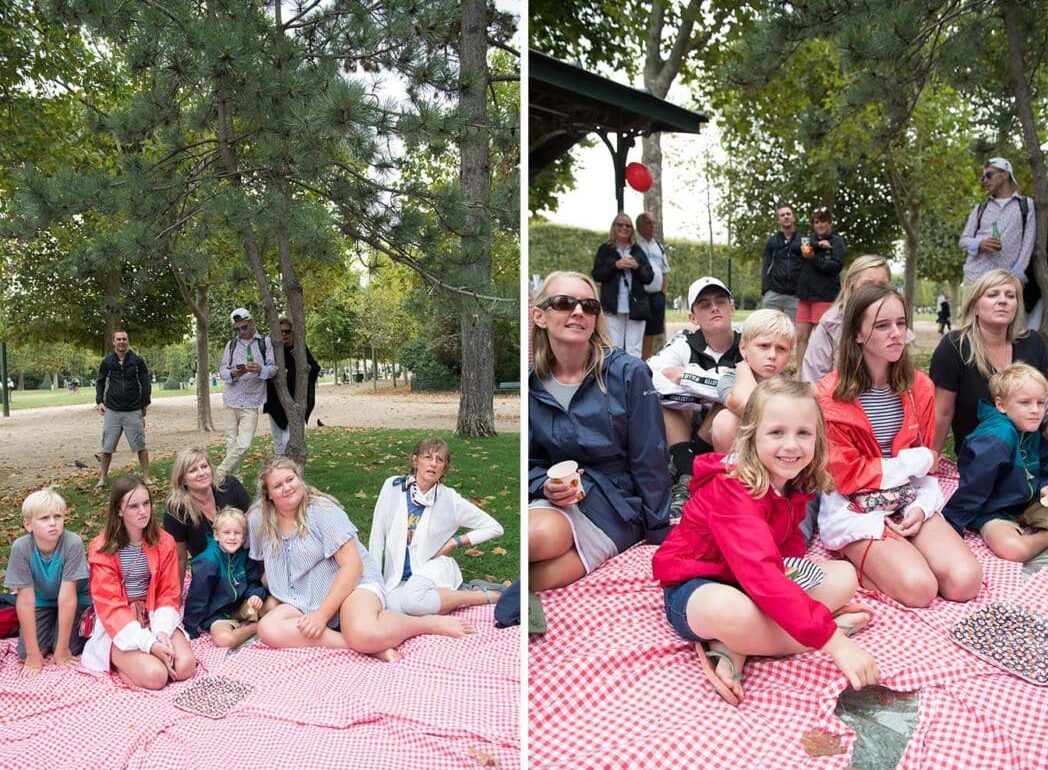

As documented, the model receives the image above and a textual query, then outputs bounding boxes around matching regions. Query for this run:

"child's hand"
[52,646,78,668]
[20,654,44,678]
[297,611,326,639]
[886,508,924,538]
[246,595,263,611]
[150,636,177,679]
[822,631,879,690]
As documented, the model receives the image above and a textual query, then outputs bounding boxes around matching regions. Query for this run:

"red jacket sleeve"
[824,417,884,494]
[87,537,135,639]
[153,533,182,612]
[707,482,836,649]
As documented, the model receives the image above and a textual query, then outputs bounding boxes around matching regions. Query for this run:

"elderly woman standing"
[930,269,1048,461]
[591,212,654,358]
[249,457,473,660]
[529,271,670,591]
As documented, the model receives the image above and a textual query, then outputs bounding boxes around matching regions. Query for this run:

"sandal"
[695,642,742,706]
[833,601,875,637]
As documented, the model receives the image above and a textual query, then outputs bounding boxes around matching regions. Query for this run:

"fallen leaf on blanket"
[800,728,845,757]
[491,547,508,556]
[877,689,897,707]
[466,747,500,767]
[464,548,483,557]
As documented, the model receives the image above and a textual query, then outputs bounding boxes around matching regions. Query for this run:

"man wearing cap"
[95,330,152,488]
[647,276,743,520]
[959,157,1036,303]
[219,308,277,474]
[761,204,804,322]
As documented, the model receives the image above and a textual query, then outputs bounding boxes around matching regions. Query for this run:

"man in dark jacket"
[263,316,320,455]
[761,204,804,322]
[95,330,152,487]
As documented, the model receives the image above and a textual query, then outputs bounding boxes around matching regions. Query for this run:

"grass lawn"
[0,427,520,586]
[0,383,225,411]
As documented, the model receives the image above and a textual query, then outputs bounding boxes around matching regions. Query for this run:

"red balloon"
[625,162,653,192]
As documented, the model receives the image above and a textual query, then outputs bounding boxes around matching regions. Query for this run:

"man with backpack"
[95,330,152,488]
[959,157,1037,313]
[218,308,277,474]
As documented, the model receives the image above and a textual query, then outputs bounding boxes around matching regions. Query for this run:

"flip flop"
[465,579,506,593]
[833,601,875,637]
[695,642,742,706]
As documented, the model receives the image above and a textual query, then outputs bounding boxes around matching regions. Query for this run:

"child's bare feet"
[833,602,875,638]
[430,616,476,638]
[373,648,404,662]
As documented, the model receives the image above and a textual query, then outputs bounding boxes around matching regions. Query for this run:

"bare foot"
[708,640,746,703]
[833,610,871,638]
[429,616,476,638]
[373,648,404,662]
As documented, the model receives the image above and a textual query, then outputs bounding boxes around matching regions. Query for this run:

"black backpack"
[970,197,1037,311]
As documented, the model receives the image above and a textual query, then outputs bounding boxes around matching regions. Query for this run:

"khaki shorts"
[101,409,146,453]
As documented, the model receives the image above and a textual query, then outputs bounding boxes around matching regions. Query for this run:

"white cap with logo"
[687,277,732,309]
[230,307,252,324]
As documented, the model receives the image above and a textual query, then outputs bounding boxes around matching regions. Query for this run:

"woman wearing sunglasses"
[591,212,656,358]
[529,271,671,590]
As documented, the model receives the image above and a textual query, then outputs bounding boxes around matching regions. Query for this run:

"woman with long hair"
[801,254,892,384]
[930,269,1048,459]
[529,271,670,591]
[591,212,655,358]
[162,447,251,584]
[83,476,196,688]
[817,284,982,607]
[249,457,474,660]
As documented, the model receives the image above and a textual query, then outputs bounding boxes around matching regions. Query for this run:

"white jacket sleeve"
[452,489,504,545]
[878,447,934,488]
[149,605,180,638]
[368,481,393,565]
[111,621,157,654]
[901,474,944,520]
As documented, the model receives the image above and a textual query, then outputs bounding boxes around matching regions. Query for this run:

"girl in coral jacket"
[653,378,878,707]
[83,476,197,689]
[817,283,982,608]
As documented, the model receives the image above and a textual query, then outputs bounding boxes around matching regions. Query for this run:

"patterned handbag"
[847,482,918,515]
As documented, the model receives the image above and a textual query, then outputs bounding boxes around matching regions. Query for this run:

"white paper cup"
[547,460,584,501]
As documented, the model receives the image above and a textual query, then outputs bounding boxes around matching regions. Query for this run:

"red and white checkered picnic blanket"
[0,604,519,770]
[529,460,1048,770]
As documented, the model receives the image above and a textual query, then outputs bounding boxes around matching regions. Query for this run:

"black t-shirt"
[929,330,1048,453]
[161,474,252,557]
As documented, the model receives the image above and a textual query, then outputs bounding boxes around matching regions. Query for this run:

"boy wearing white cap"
[218,308,277,474]
[959,157,1036,306]
[646,277,743,521]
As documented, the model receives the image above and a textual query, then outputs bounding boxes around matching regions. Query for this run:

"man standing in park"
[636,211,671,359]
[264,315,320,455]
[95,330,152,488]
[761,204,803,322]
[219,308,276,474]
[959,157,1037,312]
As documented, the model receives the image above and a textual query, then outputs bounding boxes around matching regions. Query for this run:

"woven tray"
[949,602,1048,686]
[173,675,254,718]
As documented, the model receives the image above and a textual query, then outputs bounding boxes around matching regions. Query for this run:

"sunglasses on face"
[981,170,1002,181]
[539,294,602,315]
[615,222,633,229]
[234,324,250,332]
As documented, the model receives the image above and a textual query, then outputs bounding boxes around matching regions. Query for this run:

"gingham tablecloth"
[529,460,1048,770]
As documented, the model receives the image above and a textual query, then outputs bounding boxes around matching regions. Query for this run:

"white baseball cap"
[230,307,252,323]
[985,157,1017,186]
[688,277,732,309]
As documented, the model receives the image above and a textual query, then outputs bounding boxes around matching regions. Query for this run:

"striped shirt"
[118,542,151,599]
[248,497,383,627]
[858,386,904,457]
[959,193,1035,280]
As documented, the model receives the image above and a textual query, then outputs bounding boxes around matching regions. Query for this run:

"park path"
[0,382,520,494]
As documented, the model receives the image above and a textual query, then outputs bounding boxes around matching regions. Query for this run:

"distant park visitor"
[263,315,320,456]
[218,308,276,475]
[95,330,152,488]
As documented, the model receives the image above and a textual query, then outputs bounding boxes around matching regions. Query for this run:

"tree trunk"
[641,133,664,233]
[1000,0,1048,337]
[193,287,214,431]
[885,164,919,327]
[456,0,496,437]
[101,267,122,355]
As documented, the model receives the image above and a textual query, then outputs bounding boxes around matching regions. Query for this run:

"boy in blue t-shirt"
[3,488,92,676]
[943,363,1048,562]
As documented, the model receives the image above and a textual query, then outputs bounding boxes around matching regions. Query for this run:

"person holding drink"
[795,207,846,371]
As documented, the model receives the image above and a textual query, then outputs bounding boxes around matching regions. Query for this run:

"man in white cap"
[218,308,277,474]
[959,157,1036,306]
[646,276,743,521]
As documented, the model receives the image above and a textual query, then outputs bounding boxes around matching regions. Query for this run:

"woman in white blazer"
[368,439,506,615]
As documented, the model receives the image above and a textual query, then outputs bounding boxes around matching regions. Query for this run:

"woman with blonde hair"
[529,271,670,591]
[802,254,894,384]
[162,447,252,585]
[930,269,1048,460]
[248,457,473,660]
[591,212,655,357]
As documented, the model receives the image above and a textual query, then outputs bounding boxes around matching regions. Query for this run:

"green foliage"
[399,337,460,390]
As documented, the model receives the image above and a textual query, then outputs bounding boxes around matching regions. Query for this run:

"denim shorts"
[662,576,728,642]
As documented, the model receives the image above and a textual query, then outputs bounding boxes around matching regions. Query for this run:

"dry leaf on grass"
[466,747,499,767]
[491,547,508,556]
[800,728,845,757]
[353,490,368,498]
[464,548,483,558]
